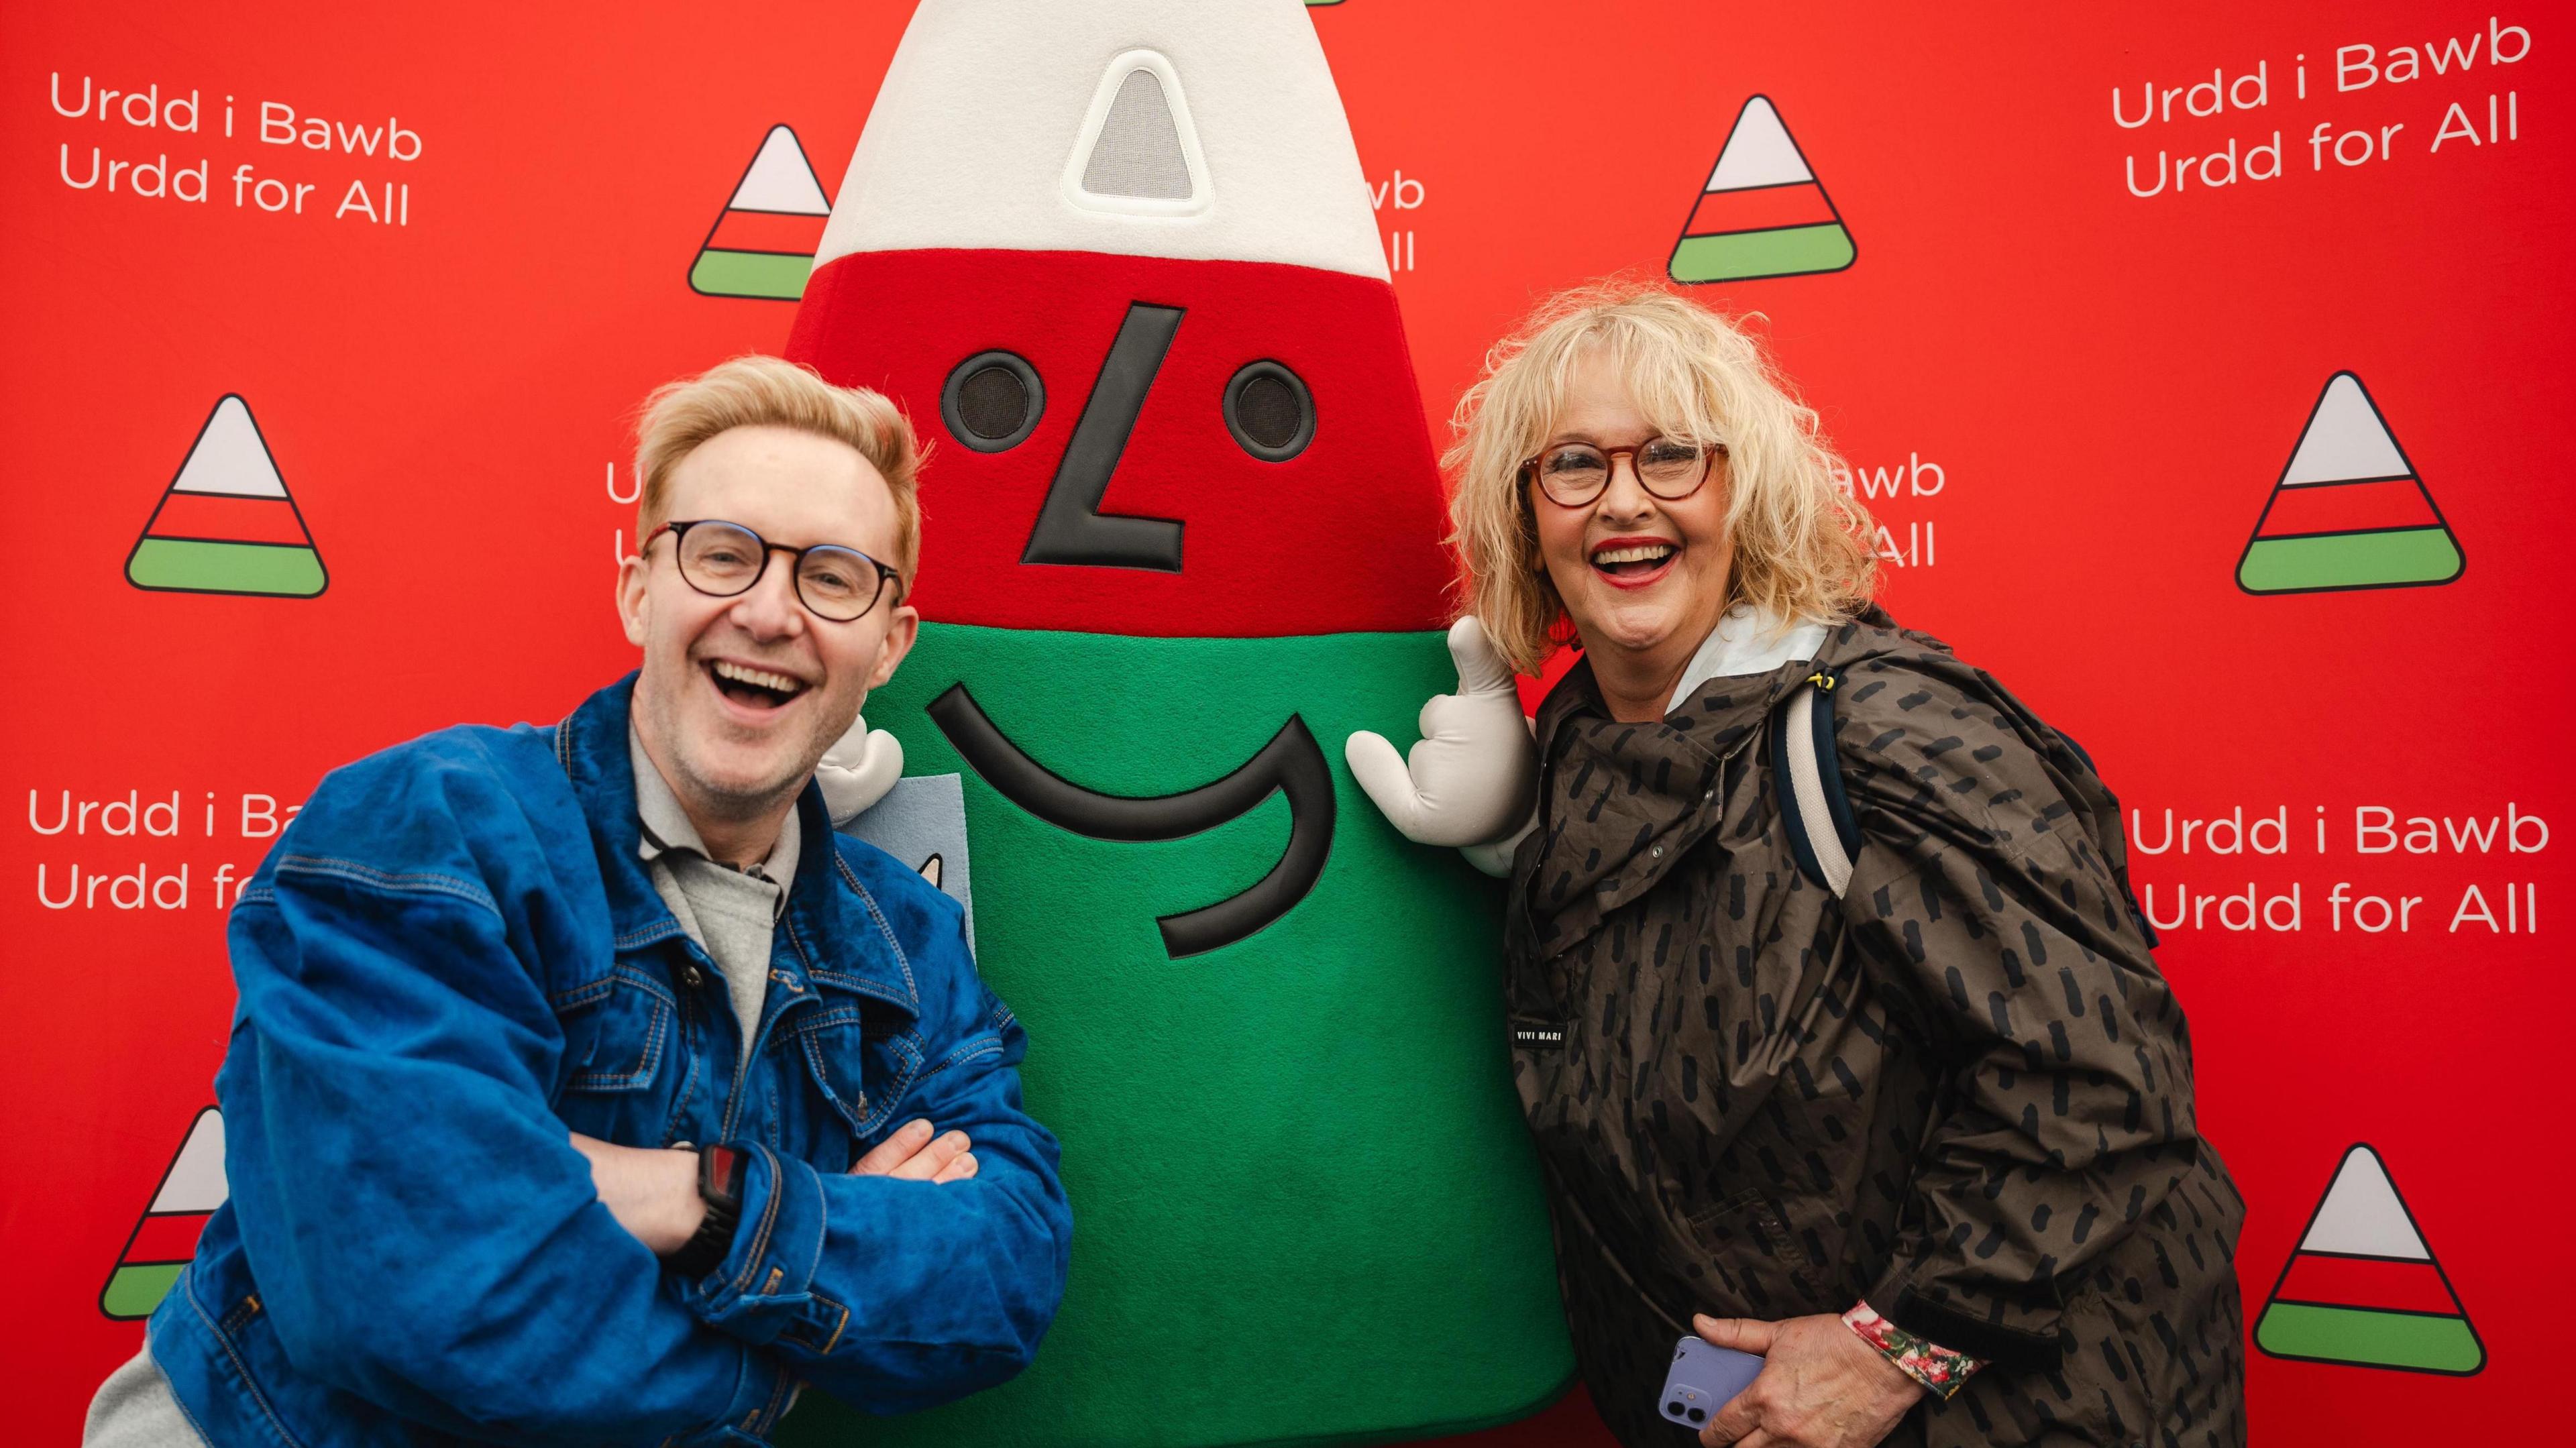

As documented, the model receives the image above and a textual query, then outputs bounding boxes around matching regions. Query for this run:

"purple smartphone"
[1657,1335,1764,1430]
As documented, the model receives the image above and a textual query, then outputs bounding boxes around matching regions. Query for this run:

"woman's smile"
[1588,534,1681,589]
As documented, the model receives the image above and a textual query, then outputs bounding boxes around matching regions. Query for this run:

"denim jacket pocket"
[549,964,682,1141]
[555,964,676,1090]
[775,993,923,1165]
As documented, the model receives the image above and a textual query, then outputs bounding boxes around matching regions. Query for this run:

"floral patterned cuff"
[1843,1300,1985,1400]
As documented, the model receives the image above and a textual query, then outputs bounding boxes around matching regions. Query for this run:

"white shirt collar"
[628,722,800,899]
[1666,605,1831,715]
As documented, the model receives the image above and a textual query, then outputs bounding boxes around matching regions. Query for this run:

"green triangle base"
[690,249,813,301]
[2238,527,2463,594]
[1668,223,1854,284]
[127,538,327,598]
[2254,1302,2484,1374]
[100,1261,185,1321]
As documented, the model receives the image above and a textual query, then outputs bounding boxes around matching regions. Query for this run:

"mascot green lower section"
[786,624,1571,1448]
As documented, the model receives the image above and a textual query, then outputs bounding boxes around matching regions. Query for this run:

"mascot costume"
[788,1,1569,1443]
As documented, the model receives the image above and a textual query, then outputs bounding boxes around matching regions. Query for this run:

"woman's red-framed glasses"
[1521,437,1721,507]
[641,519,904,622]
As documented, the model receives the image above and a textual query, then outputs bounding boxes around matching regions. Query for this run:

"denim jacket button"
[681,964,705,989]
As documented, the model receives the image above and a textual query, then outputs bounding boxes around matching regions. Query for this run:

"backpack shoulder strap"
[1771,669,1863,897]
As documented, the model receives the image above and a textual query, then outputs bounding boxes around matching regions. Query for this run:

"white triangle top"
[2283,374,2410,486]
[152,1110,229,1214]
[2300,1147,2430,1260]
[1707,97,1814,190]
[816,0,1388,280]
[172,398,288,499]
[729,125,831,215]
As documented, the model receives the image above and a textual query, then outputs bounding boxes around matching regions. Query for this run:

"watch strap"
[665,1144,746,1279]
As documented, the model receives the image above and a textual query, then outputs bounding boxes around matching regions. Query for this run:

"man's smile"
[702,657,814,715]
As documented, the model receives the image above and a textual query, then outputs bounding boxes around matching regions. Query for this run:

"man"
[86,356,1072,1447]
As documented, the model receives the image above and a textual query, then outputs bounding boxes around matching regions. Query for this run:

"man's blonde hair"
[1446,280,1877,674]
[635,355,925,579]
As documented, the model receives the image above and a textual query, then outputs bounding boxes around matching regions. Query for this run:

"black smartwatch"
[664,1144,747,1279]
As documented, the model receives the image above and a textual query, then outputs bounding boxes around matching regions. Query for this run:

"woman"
[1413,284,2245,1448]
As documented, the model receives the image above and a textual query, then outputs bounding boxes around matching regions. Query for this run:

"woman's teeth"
[1591,543,1676,575]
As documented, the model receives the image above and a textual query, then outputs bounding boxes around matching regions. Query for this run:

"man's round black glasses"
[641,519,904,622]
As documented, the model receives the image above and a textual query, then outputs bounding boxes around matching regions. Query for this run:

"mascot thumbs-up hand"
[816,712,906,827]
[1346,616,1539,869]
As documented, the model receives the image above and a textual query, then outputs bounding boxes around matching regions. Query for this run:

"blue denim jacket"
[146,677,1072,1447]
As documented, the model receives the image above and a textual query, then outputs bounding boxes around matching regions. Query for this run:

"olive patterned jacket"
[1505,608,2245,1448]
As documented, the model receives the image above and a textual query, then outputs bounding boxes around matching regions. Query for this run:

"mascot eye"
[1222,360,1314,462]
[943,351,1046,452]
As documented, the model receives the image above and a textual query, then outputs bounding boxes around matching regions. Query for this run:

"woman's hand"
[1692,1313,1924,1448]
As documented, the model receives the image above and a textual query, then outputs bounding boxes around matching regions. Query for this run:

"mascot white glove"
[1346,617,1540,877]
[816,712,906,828]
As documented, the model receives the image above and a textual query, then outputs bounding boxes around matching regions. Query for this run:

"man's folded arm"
[225,848,794,1447]
[678,914,1074,1416]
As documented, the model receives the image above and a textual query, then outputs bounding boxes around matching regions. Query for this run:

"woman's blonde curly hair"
[1446,280,1878,674]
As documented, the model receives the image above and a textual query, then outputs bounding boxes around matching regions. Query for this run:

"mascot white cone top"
[819,0,1389,280]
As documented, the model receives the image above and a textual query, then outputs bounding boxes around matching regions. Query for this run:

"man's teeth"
[711,661,806,695]
[1593,544,1676,565]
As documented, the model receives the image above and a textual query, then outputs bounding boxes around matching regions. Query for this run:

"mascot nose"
[1020,300,1189,573]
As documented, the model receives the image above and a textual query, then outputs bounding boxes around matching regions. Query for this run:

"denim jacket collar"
[557,674,920,1021]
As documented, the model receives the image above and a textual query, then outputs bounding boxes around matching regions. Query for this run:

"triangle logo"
[690,124,833,302]
[1668,96,1855,284]
[2238,372,2465,594]
[1079,69,1193,202]
[2253,1144,2485,1375]
[1062,51,1210,218]
[99,1107,227,1321]
[125,396,327,598]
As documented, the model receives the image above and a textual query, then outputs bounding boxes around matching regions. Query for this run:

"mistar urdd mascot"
[786,2,1570,1445]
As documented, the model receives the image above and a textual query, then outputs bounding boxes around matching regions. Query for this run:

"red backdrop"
[5,1,2567,1441]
